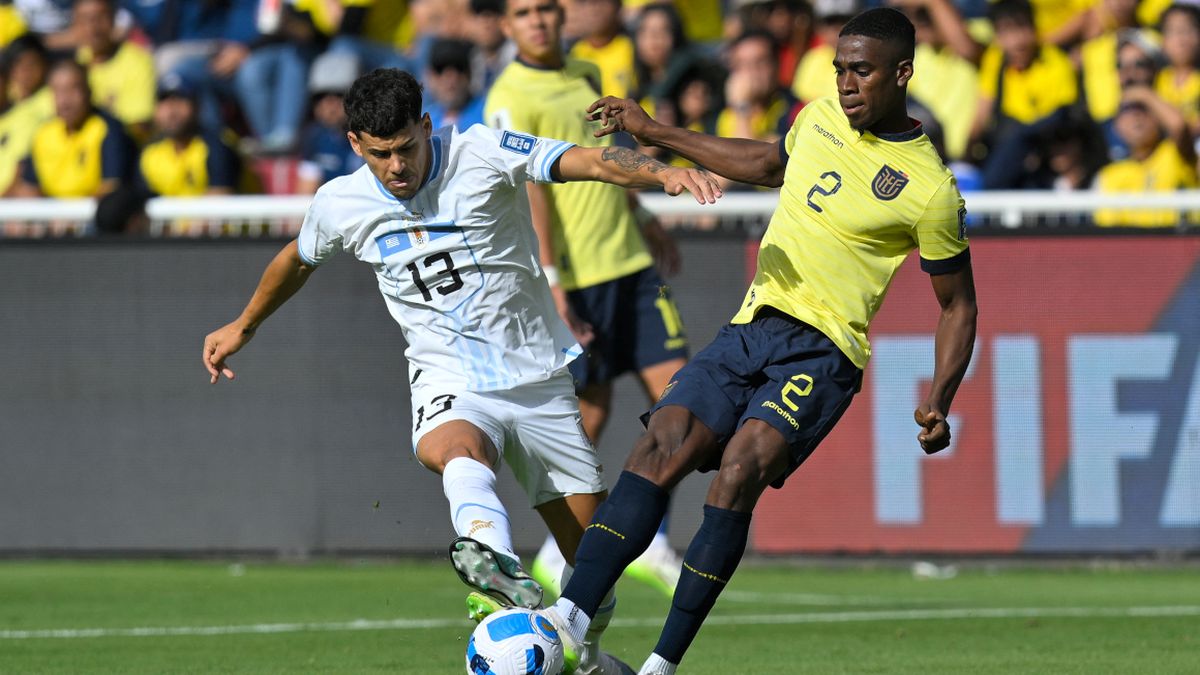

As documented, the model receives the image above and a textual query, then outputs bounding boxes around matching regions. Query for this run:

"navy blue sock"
[653,505,752,664]
[562,471,668,617]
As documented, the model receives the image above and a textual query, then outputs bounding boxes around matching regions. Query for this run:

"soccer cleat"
[449,536,544,609]
[623,544,682,598]
[465,591,503,623]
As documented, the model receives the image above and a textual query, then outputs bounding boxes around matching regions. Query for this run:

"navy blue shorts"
[646,308,862,488]
[567,266,689,390]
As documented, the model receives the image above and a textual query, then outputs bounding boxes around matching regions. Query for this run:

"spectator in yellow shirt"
[0,34,53,195]
[73,0,155,139]
[1095,87,1198,226]
[902,0,982,161]
[792,0,860,104]
[717,30,802,190]
[1080,0,1142,125]
[1156,3,1200,133]
[569,0,637,98]
[972,0,1079,188]
[10,58,133,200]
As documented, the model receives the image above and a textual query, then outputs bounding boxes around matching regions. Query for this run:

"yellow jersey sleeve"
[914,176,970,274]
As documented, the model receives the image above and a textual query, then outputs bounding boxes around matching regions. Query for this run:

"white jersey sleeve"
[466,126,574,186]
[296,185,346,266]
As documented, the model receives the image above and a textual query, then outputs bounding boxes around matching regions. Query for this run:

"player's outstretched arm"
[586,96,786,188]
[551,146,722,204]
[203,239,315,384]
[915,261,977,454]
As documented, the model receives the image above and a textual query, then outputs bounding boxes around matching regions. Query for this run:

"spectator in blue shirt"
[295,51,362,194]
[423,38,485,132]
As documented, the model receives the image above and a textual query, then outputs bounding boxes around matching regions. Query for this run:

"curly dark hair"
[343,68,424,137]
[840,7,916,63]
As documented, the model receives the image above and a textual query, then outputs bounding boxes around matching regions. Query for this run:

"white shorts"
[410,368,606,507]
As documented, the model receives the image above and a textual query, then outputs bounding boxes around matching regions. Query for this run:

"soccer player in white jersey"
[201,68,720,675]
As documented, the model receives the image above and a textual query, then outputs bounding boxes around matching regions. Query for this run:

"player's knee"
[710,427,789,509]
[624,409,713,489]
[416,442,495,475]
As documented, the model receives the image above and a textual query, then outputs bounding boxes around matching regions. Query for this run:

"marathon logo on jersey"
[500,131,535,155]
[872,165,909,200]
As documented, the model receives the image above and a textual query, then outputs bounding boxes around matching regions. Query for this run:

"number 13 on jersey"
[376,224,482,309]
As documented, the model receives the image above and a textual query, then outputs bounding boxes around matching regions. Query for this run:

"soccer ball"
[465,607,565,675]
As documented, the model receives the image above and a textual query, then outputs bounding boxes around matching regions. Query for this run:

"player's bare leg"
[531,382,613,596]
[624,358,688,596]
[639,420,789,675]
[418,421,543,611]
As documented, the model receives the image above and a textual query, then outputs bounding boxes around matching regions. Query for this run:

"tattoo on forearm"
[601,147,667,174]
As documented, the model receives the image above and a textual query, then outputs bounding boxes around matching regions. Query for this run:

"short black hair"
[470,0,503,14]
[1161,3,1200,35]
[343,68,424,137]
[0,33,49,77]
[839,7,915,62]
[988,0,1035,28]
[428,38,473,74]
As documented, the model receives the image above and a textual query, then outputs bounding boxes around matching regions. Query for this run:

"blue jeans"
[168,53,237,138]
[234,43,314,146]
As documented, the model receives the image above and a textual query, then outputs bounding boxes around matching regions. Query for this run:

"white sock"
[442,457,516,561]
[560,565,616,641]
[550,597,590,645]
[638,653,678,675]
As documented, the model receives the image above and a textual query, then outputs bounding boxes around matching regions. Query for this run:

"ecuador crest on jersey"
[872,165,909,200]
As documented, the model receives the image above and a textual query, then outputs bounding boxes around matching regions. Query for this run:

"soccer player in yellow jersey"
[536,9,978,674]
[487,0,689,600]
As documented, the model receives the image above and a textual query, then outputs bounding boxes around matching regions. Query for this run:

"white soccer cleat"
[450,537,544,610]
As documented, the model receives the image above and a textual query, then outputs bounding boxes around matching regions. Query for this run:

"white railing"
[5,191,1200,237]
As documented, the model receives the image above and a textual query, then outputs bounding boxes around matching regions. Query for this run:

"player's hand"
[661,166,722,204]
[203,321,254,384]
[641,217,681,277]
[587,96,659,145]
[914,403,951,454]
[550,285,594,347]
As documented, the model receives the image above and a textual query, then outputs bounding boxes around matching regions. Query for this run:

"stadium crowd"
[1,0,1199,232]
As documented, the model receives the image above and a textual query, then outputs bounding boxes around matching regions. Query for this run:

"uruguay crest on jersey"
[872,164,909,200]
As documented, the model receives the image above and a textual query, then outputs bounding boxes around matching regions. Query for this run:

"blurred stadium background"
[2,1,1198,672]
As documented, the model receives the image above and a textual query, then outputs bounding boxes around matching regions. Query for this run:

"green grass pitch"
[1,559,1197,674]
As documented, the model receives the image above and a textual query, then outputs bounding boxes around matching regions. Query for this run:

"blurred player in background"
[486,0,689,600]
[537,8,977,674]
[202,68,719,675]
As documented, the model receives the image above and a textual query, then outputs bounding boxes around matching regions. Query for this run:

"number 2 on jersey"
[806,171,842,213]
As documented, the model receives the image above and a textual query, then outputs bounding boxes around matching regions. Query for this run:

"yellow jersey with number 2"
[731,98,970,369]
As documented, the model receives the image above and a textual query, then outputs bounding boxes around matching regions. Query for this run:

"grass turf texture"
[1,560,1197,674]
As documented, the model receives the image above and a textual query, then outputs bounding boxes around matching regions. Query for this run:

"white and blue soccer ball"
[465,607,565,675]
